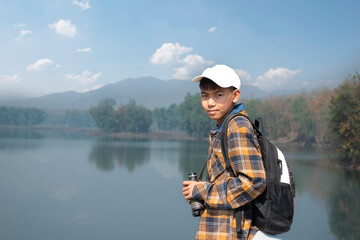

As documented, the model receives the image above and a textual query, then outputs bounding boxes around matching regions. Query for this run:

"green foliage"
[179,93,215,138]
[90,98,152,133]
[169,91,328,142]
[329,73,360,163]
[310,88,334,143]
[43,110,95,127]
[0,106,46,126]
[121,99,152,133]
[245,99,265,121]
[243,93,330,144]
[244,97,293,139]
[90,98,118,132]
[292,95,316,141]
[152,103,182,131]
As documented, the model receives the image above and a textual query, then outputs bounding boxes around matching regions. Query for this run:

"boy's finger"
[185,192,193,199]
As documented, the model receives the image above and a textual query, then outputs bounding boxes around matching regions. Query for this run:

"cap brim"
[192,75,203,82]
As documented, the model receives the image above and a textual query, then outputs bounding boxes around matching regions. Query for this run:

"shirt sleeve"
[192,118,266,209]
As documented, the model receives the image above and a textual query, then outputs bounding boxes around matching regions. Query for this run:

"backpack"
[220,112,295,235]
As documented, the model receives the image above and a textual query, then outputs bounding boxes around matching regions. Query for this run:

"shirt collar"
[211,103,246,135]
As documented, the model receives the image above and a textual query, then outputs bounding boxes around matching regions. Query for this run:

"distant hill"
[2,77,268,110]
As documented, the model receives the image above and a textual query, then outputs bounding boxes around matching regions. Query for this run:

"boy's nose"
[208,97,216,107]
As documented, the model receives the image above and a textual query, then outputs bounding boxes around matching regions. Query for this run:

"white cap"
[192,64,241,90]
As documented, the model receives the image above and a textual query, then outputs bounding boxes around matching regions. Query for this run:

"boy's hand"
[182,181,197,200]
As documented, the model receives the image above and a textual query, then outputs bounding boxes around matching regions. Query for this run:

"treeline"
[89,98,152,133]
[0,107,95,128]
[43,110,95,128]
[1,73,358,164]
[329,73,360,164]
[87,94,215,137]
[0,106,46,126]
[152,93,215,138]
[152,73,360,165]
[153,90,333,143]
[89,88,332,142]
[244,89,333,145]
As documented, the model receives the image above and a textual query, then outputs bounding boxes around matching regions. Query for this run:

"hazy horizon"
[1,0,359,99]
[0,75,321,104]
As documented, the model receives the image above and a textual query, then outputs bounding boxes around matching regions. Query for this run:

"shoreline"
[0,125,341,144]
[1,125,359,171]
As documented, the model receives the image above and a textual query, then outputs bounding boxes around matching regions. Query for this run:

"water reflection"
[0,128,44,139]
[0,128,91,140]
[0,138,41,150]
[178,140,209,179]
[88,141,151,171]
[81,140,360,239]
[1,131,360,240]
[285,155,360,240]
[328,170,360,240]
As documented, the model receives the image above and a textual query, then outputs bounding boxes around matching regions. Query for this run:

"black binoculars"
[188,172,205,217]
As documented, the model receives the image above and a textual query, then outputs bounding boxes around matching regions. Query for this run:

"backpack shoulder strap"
[220,112,261,177]
[220,112,261,233]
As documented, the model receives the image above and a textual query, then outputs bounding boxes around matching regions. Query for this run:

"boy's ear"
[232,89,241,103]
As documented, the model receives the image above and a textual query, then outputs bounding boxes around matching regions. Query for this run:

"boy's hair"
[200,77,237,92]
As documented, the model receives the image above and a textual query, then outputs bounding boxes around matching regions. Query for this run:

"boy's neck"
[212,103,246,134]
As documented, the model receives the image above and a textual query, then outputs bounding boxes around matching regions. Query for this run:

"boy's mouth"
[208,110,217,115]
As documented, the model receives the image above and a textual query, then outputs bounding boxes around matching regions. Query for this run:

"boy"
[182,64,266,240]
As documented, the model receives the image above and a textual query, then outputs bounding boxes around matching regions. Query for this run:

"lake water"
[0,129,359,240]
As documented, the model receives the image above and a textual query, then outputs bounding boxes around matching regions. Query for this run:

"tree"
[179,93,214,138]
[244,98,264,121]
[43,110,95,127]
[152,103,181,131]
[120,99,152,133]
[90,98,119,132]
[292,95,316,143]
[308,88,334,143]
[329,73,360,164]
[90,98,152,133]
[0,106,46,126]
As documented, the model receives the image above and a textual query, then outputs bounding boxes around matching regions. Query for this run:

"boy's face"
[201,87,240,125]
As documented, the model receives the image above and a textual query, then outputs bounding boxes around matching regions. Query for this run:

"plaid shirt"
[192,110,266,240]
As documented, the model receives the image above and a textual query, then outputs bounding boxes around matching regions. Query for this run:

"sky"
[0,0,359,100]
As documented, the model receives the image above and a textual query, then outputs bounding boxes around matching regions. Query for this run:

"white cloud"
[172,54,213,80]
[73,0,91,10]
[49,19,77,38]
[27,59,54,71]
[82,84,103,92]
[14,30,32,40]
[254,67,302,90]
[150,42,213,80]
[0,74,21,84]
[150,42,192,65]
[66,70,101,84]
[208,27,217,32]
[76,47,92,52]
[235,69,252,85]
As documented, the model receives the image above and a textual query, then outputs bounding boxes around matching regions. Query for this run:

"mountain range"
[2,77,269,110]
